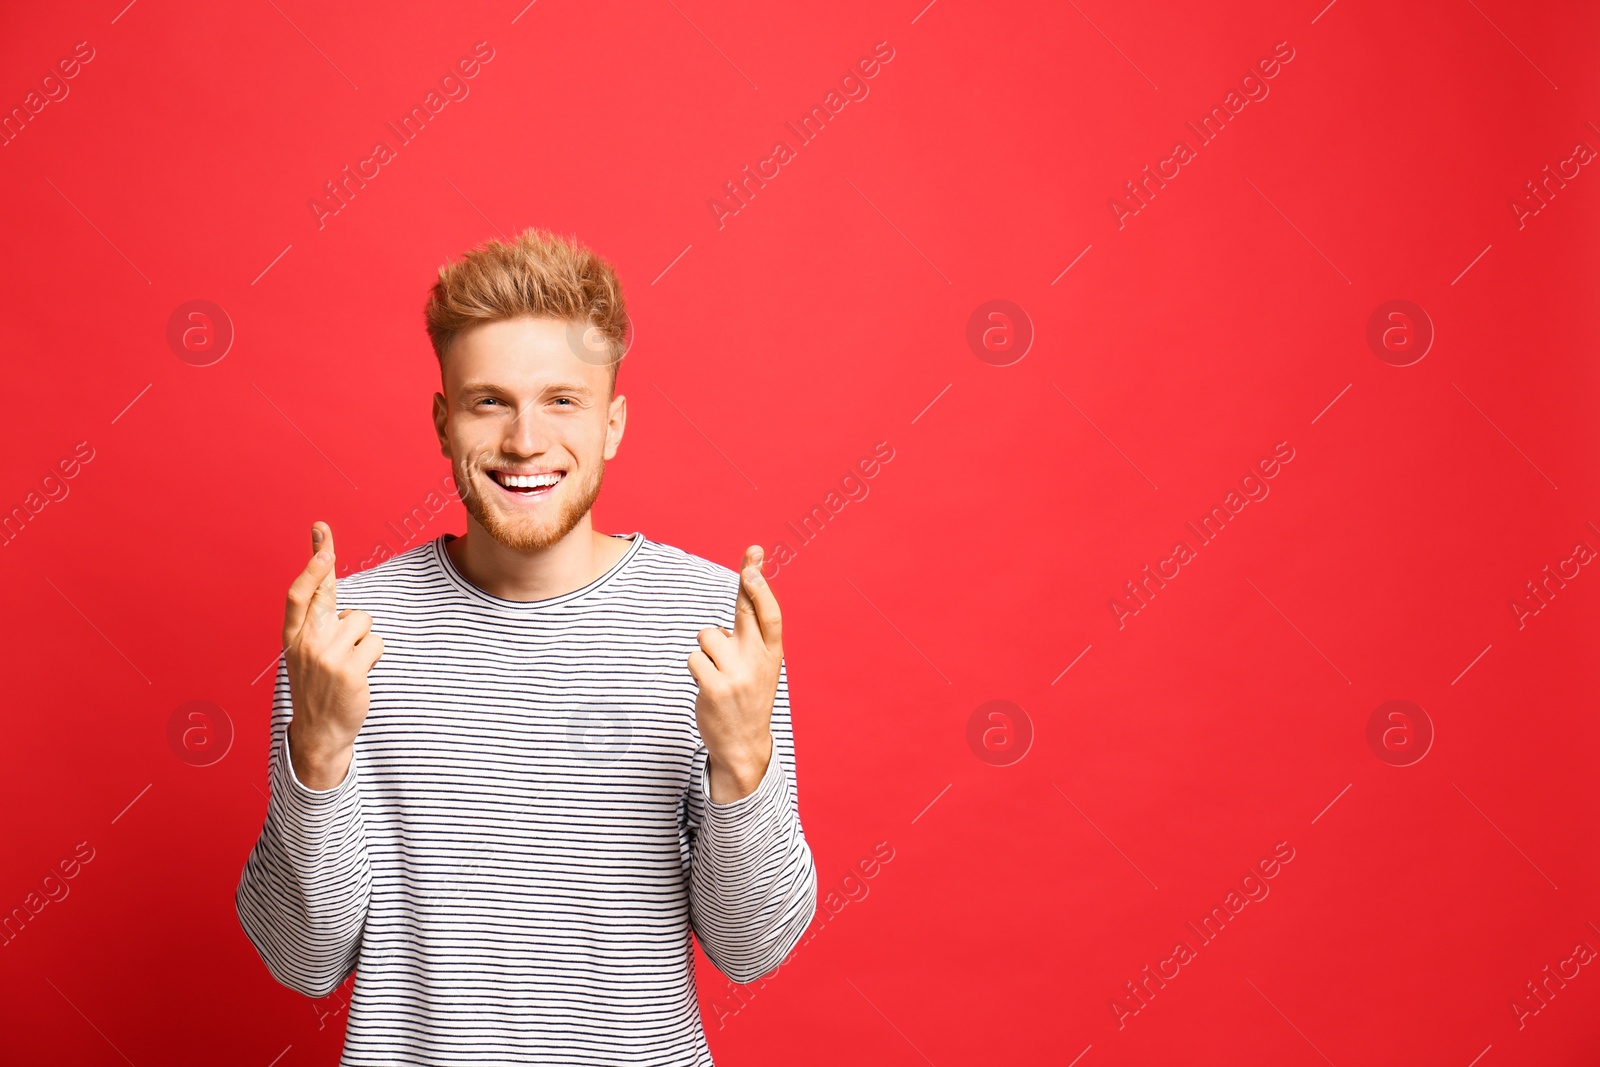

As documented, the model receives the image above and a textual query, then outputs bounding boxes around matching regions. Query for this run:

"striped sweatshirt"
[235,531,818,1065]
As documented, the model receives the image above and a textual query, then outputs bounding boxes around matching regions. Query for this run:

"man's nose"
[504,401,553,454]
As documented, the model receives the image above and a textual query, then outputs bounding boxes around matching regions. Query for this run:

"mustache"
[459,453,528,476]
[453,452,591,485]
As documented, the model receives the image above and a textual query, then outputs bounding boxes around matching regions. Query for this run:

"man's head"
[426,228,629,553]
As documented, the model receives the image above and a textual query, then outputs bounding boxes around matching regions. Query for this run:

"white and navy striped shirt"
[236,531,817,1065]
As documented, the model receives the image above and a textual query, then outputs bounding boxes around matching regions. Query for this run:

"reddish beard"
[452,453,605,552]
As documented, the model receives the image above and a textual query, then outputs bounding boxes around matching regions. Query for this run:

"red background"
[2,0,1597,1063]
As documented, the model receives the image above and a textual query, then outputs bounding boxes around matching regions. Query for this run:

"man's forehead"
[450,317,581,361]
[443,318,606,392]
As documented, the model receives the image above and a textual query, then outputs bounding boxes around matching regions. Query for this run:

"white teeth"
[497,472,561,489]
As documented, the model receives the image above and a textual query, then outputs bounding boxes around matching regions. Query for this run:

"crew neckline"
[433,531,645,611]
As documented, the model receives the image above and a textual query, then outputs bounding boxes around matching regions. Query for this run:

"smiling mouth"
[488,469,565,500]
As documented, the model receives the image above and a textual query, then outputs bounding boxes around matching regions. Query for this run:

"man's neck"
[445,520,632,603]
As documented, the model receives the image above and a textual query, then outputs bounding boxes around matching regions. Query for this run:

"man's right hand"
[282,521,385,790]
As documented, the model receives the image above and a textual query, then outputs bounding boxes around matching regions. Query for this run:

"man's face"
[432,316,625,552]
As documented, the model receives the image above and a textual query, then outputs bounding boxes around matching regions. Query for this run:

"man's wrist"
[706,733,774,804]
[287,719,355,791]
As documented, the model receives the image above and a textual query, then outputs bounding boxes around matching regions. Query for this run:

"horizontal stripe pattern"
[236,532,817,1065]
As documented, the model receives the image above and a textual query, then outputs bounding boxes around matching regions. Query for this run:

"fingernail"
[312,528,323,545]
[317,550,332,563]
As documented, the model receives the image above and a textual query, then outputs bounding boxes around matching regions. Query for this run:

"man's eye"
[477,398,501,407]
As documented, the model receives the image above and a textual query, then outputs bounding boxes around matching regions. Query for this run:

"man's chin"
[475,507,573,553]
[466,489,590,552]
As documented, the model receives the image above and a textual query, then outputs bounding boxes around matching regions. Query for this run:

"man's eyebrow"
[458,380,595,397]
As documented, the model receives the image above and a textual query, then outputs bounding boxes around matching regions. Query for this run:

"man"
[236,228,818,1065]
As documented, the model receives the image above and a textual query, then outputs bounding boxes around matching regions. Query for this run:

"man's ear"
[603,392,627,461]
[433,391,449,457]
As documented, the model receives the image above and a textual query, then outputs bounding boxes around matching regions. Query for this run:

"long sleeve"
[685,657,818,983]
[235,653,373,998]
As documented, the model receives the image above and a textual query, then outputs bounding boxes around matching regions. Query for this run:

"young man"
[236,229,818,1064]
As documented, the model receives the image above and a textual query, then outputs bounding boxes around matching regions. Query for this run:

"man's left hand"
[688,545,783,803]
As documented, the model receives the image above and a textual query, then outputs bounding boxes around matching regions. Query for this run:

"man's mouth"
[487,469,565,500]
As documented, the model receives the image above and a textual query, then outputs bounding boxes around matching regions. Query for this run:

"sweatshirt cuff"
[699,741,789,829]
[273,728,360,816]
